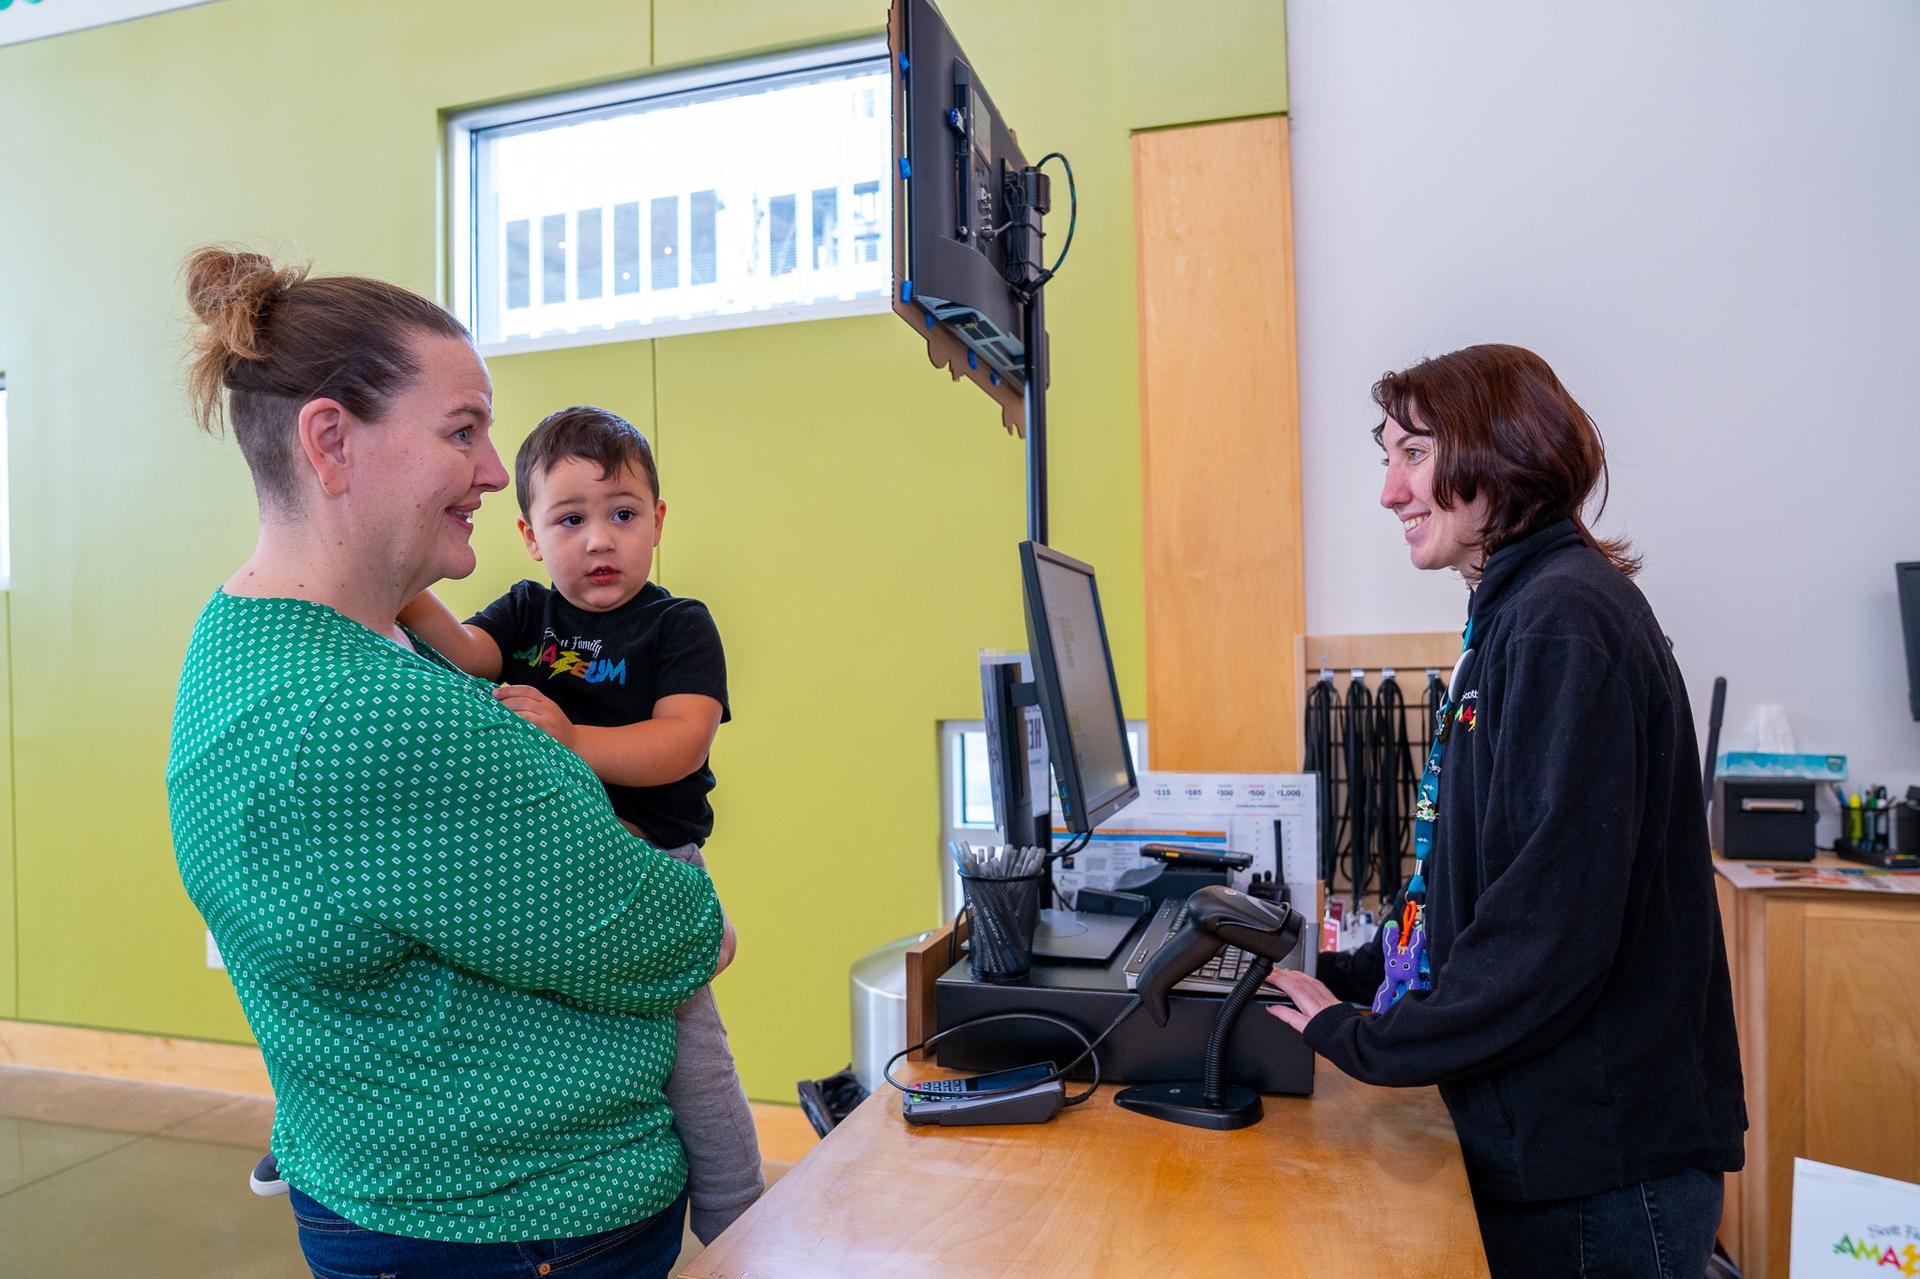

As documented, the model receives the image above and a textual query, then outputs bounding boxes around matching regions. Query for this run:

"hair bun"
[184,248,304,355]
[182,246,308,433]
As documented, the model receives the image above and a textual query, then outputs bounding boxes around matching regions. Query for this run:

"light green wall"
[0,595,13,1021]
[0,0,1281,1099]
[1129,0,1288,130]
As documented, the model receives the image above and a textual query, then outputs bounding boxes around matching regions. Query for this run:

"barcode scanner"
[1118,886,1307,1129]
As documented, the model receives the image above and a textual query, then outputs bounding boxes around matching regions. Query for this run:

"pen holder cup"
[1836,803,1894,855]
[959,869,1044,983]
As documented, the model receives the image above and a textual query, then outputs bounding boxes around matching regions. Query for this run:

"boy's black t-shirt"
[468,580,729,848]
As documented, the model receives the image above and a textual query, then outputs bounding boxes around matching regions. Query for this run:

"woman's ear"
[296,398,352,498]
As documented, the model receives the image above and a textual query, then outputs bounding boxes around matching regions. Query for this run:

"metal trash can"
[850,932,930,1094]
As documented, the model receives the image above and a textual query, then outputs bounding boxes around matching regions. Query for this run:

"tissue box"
[1714,752,1848,782]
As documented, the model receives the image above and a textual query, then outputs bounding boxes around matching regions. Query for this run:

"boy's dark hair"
[515,405,660,516]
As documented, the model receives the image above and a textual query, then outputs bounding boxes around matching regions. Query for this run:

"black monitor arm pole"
[1009,164,1051,546]
[988,166,1054,894]
[1024,282,1047,546]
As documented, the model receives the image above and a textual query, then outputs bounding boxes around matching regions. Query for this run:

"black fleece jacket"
[1303,520,1746,1203]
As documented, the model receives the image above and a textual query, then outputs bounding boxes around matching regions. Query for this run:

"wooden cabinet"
[1714,860,1920,1278]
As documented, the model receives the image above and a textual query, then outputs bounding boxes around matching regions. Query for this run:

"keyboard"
[1121,899,1259,994]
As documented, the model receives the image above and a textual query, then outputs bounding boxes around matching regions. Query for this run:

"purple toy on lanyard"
[1371,919,1427,1015]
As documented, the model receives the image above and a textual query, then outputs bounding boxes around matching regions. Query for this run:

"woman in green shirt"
[166,248,727,1278]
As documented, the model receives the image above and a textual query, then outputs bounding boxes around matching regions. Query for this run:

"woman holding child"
[166,249,737,1277]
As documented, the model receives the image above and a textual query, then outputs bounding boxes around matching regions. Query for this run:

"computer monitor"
[1020,541,1139,833]
[1898,562,1920,721]
[888,0,1040,427]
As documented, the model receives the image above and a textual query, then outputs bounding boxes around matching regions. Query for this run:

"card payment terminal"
[900,1062,1066,1126]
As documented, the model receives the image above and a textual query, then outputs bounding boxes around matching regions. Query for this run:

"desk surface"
[680,1065,1488,1278]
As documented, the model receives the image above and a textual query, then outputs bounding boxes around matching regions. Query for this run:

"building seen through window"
[461,46,892,349]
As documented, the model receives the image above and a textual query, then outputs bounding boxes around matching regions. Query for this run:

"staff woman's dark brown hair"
[1370,343,1640,577]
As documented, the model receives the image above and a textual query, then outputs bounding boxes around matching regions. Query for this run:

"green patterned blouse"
[166,591,723,1243]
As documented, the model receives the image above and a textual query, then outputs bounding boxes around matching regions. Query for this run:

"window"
[811,187,839,270]
[505,220,530,309]
[691,190,719,286]
[651,196,680,291]
[853,180,882,264]
[937,720,1149,919]
[450,38,892,353]
[576,208,603,301]
[614,202,641,294]
[768,194,797,276]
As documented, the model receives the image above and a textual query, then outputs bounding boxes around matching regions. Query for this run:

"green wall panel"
[0,0,1254,1099]
[1128,0,1287,130]
[0,595,13,1020]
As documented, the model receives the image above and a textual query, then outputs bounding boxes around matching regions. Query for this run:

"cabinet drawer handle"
[1741,798,1805,813]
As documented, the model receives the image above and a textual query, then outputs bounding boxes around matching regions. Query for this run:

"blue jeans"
[1473,1167,1723,1278]
[288,1187,687,1279]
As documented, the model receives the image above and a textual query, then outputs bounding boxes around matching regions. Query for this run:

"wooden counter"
[679,1063,1488,1278]
[1713,855,1920,1278]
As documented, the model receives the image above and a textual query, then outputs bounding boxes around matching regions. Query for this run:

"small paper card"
[1791,1158,1920,1277]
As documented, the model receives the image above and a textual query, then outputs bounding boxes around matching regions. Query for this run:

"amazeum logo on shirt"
[513,631,628,685]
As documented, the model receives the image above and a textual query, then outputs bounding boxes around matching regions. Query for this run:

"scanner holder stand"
[1112,885,1307,1130]
[1113,955,1275,1130]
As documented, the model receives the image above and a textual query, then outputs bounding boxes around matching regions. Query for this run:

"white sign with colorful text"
[1791,1158,1920,1277]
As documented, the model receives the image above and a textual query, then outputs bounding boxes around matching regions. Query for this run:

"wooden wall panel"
[1803,907,1920,1180]
[1135,116,1304,772]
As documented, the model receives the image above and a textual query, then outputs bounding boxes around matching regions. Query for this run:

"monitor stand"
[1029,908,1136,964]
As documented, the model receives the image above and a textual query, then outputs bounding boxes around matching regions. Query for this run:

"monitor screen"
[1020,542,1138,833]
[1899,562,1920,721]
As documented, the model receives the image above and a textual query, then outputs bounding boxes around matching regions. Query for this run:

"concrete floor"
[0,1064,788,1277]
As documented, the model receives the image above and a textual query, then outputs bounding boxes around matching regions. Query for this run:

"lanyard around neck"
[1410,616,1474,876]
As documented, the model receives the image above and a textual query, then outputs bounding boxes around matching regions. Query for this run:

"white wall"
[1287,0,1920,818]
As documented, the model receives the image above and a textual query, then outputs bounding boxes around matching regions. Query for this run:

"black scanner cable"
[881,997,1144,1108]
[1303,672,1337,885]
[1341,672,1375,907]
[1372,672,1416,903]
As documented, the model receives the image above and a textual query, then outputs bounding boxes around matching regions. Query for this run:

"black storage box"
[1712,777,1817,861]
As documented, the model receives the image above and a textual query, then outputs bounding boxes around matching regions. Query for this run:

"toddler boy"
[400,405,761,1244]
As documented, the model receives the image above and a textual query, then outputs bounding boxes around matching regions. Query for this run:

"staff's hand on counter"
[1263,967,1344,1034]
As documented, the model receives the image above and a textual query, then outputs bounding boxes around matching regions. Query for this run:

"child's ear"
[516,517,543,562]
[652,498,667,546]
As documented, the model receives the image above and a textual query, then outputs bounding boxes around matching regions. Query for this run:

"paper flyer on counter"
[1713,861,1920,894]
[1050,769,1318,920]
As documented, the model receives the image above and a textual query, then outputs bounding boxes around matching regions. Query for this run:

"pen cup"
[959,868,1044,983]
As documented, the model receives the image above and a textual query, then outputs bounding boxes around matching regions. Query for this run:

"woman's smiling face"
[1378,415,1489,576]
[354,335,508,593]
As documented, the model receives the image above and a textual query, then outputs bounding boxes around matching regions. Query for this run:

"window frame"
[446,37,891,358]
[937,719,1150,920]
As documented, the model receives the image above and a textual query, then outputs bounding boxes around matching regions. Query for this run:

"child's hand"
[493,684,577,748]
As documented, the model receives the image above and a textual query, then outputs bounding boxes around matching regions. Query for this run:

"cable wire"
[1024,151,1077,291]
[1342,672,1374,907]
[881,997,1143,1108]
[1303,673,1337,885]
[1373,673,1416,903]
